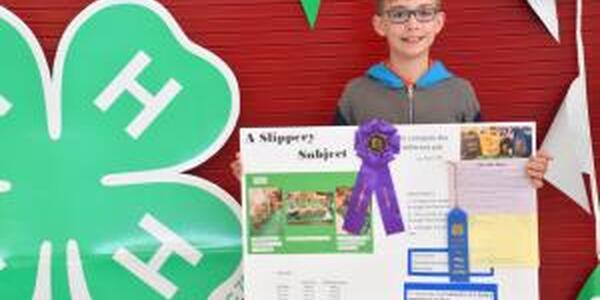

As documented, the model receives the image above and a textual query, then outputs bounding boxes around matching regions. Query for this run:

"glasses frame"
[383,7,441,24]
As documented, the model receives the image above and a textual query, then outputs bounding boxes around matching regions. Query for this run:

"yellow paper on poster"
[469,214,539,268]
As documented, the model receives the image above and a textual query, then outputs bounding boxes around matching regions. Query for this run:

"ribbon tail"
[343,167,373,235]
[375,166,404,235]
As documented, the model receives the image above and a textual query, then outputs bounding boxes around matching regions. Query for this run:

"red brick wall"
[3,0,599,298]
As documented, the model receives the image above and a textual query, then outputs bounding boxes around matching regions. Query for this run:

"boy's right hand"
[230,152,241,181]
[526,150,552,189]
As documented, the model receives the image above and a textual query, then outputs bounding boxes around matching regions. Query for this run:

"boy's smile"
[401,36,426,43]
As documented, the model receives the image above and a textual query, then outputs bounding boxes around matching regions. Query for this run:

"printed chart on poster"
[241,122,539,300]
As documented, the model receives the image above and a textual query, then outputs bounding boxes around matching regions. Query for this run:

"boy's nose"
[405,14,421,28]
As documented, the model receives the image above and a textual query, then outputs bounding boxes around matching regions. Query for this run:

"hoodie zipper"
[407,84,415,124]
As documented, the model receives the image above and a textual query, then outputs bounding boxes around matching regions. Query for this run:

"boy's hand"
[526,150,552,189]
[230,152,242,180]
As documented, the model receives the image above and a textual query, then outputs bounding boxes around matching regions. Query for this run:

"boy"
[335,0,480,125]
[233,0,550,187]
[332,0,549,186]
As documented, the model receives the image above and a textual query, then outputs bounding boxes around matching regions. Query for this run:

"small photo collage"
[246,172,373,255]
[461,125,533,160]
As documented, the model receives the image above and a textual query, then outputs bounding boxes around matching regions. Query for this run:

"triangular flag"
[300,0,321,29]
[542,6,600,298]
[526,0,560,42]
[542,0,600,297]
[542,76,596,212]
[578,266,600,300]
[541,0,598,213]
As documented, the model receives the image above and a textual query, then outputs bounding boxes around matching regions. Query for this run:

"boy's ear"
[372,14,387,37]
[434,11,446,33]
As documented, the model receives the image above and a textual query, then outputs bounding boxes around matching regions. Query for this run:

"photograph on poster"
[249,187,284,236]
[286,191,334,226]
[461,126,533,160]
[335,186,372,236]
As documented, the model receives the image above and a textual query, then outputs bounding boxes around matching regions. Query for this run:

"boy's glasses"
[384,7,440,24]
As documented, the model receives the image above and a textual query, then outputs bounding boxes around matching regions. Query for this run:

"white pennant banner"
[541,0,600,259]
[527,0,560,42]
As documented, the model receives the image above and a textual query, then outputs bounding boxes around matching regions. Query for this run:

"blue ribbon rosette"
[343,119,405,235]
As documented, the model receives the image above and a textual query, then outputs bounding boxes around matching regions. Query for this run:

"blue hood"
[367,61,454,89]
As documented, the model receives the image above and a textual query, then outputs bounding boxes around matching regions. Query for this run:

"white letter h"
[113,214,202,299]
[94,51,181,139]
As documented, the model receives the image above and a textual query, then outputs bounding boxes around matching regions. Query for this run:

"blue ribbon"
[448,207,470,282]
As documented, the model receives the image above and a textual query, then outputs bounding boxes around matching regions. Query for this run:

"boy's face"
[373,0,445,60]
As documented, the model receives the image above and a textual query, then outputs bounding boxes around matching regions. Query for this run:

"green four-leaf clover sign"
[0,0,242,299]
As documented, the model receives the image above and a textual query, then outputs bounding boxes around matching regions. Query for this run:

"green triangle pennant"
[578,266,600,300]
[300,0,321,29]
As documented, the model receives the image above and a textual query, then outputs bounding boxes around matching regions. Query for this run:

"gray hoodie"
[335,61,481,125]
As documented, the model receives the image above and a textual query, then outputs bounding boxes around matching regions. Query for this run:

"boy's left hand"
[526,150,552,189]
[230,152,242,181]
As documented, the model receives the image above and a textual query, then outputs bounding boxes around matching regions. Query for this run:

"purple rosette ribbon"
[343,119,404,235]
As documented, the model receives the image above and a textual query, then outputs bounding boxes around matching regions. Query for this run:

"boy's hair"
[375,0,442,15]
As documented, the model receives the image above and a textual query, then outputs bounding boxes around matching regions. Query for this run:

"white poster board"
[241,123,539,300]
